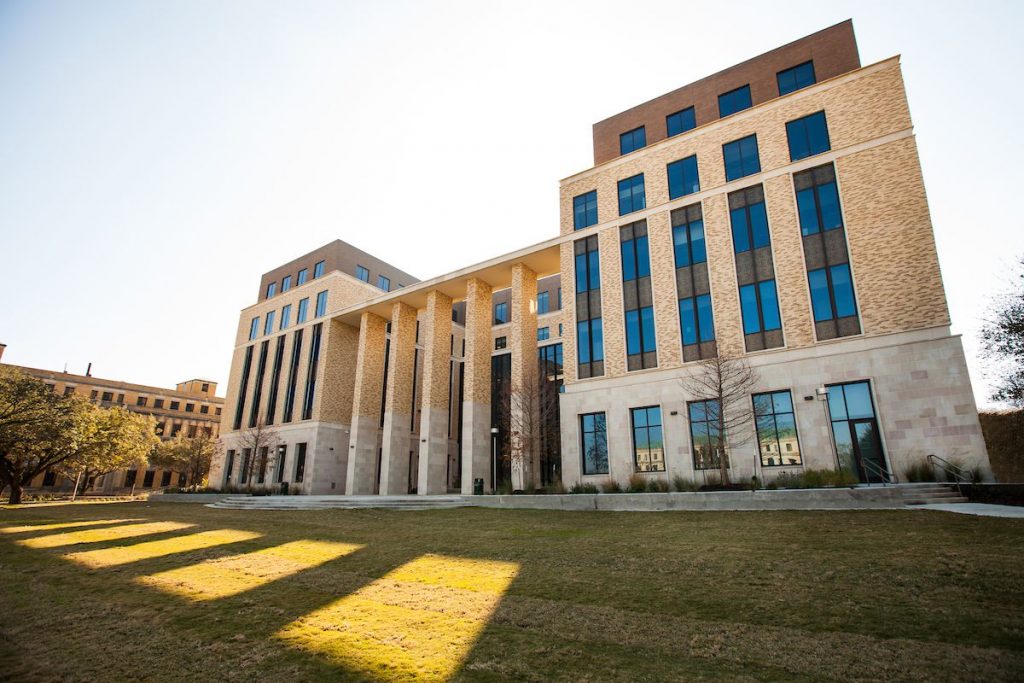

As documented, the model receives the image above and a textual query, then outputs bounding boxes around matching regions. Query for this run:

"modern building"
[1,346,224,492]
[211,20,991,495]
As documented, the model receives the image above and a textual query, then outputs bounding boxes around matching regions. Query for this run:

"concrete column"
[380,301,418,495]
[461,277,493,494]
[345,312,387,495]
[510,264,540,490]
[417,290,453,495]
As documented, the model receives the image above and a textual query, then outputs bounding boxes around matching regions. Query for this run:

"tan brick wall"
[463,278,493,403]
[384,302,417,413]
[509,264,538,392]
[647,211,682,369]
[597,227,626,377]
[317,320,360,424]
[764,174,815,348]
[420,291,454,410]
[702,193,744,357]
[351,312,387,419]
[558,244,578,383]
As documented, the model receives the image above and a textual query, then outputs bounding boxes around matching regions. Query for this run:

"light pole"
[490,427,499,492]
[816,387,840,471]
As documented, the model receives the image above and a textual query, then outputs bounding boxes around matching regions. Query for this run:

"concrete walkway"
[914,503,1024,518]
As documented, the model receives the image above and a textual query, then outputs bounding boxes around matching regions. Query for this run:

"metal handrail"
[861,457,896,485]
[927,454,972,496]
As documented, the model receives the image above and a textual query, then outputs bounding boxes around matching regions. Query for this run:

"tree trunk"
[8,482,23,505]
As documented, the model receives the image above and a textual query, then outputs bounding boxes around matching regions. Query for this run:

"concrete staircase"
[897,483,968,506]
[206,495,472,511]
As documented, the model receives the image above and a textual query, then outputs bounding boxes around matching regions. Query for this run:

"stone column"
[417,290,453,495]
[345,312,387,495]
[461,277,493,494]
[379,301,418,495]
[509,264,539,490]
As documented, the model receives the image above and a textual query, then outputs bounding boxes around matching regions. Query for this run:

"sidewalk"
[915,503,1024,519]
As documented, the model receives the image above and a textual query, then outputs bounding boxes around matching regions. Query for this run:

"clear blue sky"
[1,0,1022,407]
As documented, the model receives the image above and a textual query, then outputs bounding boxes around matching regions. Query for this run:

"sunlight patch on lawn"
[137,539,361,600]
[18,522,194,549]
[275,554,519,682]
[64,529,263,568]
[0,519,142,534]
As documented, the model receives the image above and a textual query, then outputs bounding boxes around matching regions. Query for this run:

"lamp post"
[490,427,499,492]
[816,387,840,471]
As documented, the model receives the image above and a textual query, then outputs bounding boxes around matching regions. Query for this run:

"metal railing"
[861,458,896,485]
[927,454,973,496]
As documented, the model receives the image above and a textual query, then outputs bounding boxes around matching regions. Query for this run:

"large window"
[809,265,857,322]
[573,190,598,230]
[377,275,390,291]
[575,241,600,294]
[666,106,696,137]
[249,317,260,340]
[263,311,275,336]
[673,210,706,268]
[537,291,549,314]
[625,307,656,358]
[575,236,604,378]
[631,406,664,472]
[576,319,604,365]
[730,196,770,253]
[667,155,700,200]
[313,260,325,278]
[679,295,715,345]
[621,222,656,370]
[795,165,843,236]
[315,290,328,317]
[266,282,277,298]
[739,280,781,335]
[356,265,369,282]
[281,275,292,292]
[754,391,801,467]
[297,298,309,323]
[619,126,646,155]
[294,443,307,482]
[280,304,292,330]
[777,61,815,95]
[718,84,751,117]
[722,135,760,181]
[620,229,650,282]
[494,301,508,324]
[688,399,723,470]
[786,111,830,161]
[580,413,608,475]
[827,381,886,482]
[617,173,646,216]
[297,268,308,285]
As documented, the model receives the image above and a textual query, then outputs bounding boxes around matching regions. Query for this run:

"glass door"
[827,381,889,483]
[851,418,886,483]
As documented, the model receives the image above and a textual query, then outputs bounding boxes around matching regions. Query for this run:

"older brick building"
[211,21,991,494]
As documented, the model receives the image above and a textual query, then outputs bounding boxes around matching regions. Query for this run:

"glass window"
[679,294,715,345]
[537,327,550,341]
[754,390,802,466]
[624,306,656,356]
[294,443,306,482]
[722,135,760,181]
[673,215,706,267]
[573,190,598,230]
[494,301,508,324]
[315,290,328,317]
[297,268,308,285]
[249,317,260,340]
[313,261,325,278]
[297,298,309,323]
[377,275,390,291]
[577,318,604,364]
[355,265,369,282]
[280,304,292,330]
[617,174,646,216]
[786,111,831,161]
[689,399,723,470]
[575,239,600,294]
[777,61,816,95]
[537,291,549,314]
[266,282,276,298]
[795,166,843,236]
[718,84,752,117]
[667,155,700,200]
[580,412,608,475]
[281,275,292,292]
[631,406,665,472]
[731,199,770,253]
[619,126,646,155]
[809,264,857,321]
[666,106,696,137]
[739,280,781,334]
[495,336,507,350]
[620,233,650,282]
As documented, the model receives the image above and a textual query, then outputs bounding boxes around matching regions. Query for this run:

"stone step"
[905,497,969,506]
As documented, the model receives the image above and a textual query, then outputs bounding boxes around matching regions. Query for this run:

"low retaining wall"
[149,493,251,504]
[472,487,903,511]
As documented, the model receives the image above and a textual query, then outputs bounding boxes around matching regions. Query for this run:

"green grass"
[1,503,1023,681]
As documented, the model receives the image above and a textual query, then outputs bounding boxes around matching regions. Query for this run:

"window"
[294,443,307,482]
[730,195,770,253]
[754,391,801,466]
[777,61,815,96]
[266,282,277,298]
[537,291,549,314]
[666,107,696,137]
[201,383,209,392]
[156,422,166,436]
[215,407,221,415]
[281,275,292,292]
[786,111,830,161]
[620,229,650,282]
[673,210,706,267]
[264,310,275,335]
[557,287,562,309]
[117,393,125,404]
[827,380,886,481]
[625,308,656,357]
[631,406,665,472]
[178,473,187,487]
[301,324,323,421]
[679,295,715,345]
[580,413,608,475]
[617,173,646,216]
[576,319,604,363]
[90,390,98,400]
[297,268,308,285]
[232,346,253,430]
[575,235,604,378]
[809,265,857,322]
[101,391,113,402]
[185,403,195,413]
[573,190,598,230]
[495,336,507,350]
[136,396,147,407]
[187,425,197,438]
[200,404,209,414]
[689,399,724,470]
[356,265,369,282]
[723,135,760,181]
[377,275,390,291]
[283,329,303,423]
[297,297,309,323]
[667,155,700,200]
[795,166,843,236]
[313,260,325,278]
[43,470,57,486]
[537,327,550,341]
[281,304,292,330]
[494,301,508,325]
[249,317,260,340]
[739,280,782,335]
[575,241,600,294]
[154,399,164,409]
[170,400,179,411]
[619,126,646,155]
[718,84,751,117]
[63,386,75,397]
[621,222,656,370]
[143,470,155,487]
[158,470,171,487]
[315,290,328,317]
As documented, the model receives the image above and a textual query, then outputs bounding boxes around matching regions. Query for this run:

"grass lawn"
[0,503,1022,682]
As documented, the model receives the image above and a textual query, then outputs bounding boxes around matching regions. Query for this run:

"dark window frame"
[580,412,609,475]
[619,126,647,155]
[666,106,696,137]
[753,390,802,467]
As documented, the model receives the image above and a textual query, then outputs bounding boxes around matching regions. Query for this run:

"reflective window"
[315,290,328,317]
[666,106,696,137]
[631,406,665,472]
[573,190,598,230]
[754,391,801,466]
[280,304,292,330]
[617,173,646,216]
[537,291,550,314]
[795,166,843,236]
[739,280,782,334]
[777,61,816,95]
[580,412,609,475]
[679,294,715,345]
[281,275,292,292]
[786,111,831,161]
[673,213,706,267]
[377,275,390,291]
[730,198,770,253]
[624,307,656,355]
[537,327,550,341]
[266,282,277,298]
[313,261,325,278]
[619,126,647,155]
[667,155,700,200]
[249,317,260,340]
[722,135,760,181]
[297,268,308,285]
[576,318,604,364]
[718,84,752,117]
[494,301,508,324]
[297,298,309,323]
[355,265,369,282]
[809,264,857,321]
[689,399,723,470]
[620,233,650,282]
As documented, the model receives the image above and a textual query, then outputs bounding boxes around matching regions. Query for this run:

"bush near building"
[979,410,1024,482]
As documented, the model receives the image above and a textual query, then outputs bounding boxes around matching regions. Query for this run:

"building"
[210,20,991,495]
[0,346,224,492]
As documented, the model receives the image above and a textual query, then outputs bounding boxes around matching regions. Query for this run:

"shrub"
[569,482,599,494]
[903,459,936,482]
[497,480,514,495]
[626,474,648,493]
[599,478,622,494]
[547,479,567,495]
[771,468,858,489]
[672,476,699,492]
[648,478,670,493]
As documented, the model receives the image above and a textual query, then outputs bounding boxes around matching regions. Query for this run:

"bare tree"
[235,420,279,488]
[151,429,219,488]
[980,256,1024,406]
[681,352,758,486]
[508,364,561,490]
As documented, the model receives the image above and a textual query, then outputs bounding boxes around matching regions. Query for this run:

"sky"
[1,0,1022,407]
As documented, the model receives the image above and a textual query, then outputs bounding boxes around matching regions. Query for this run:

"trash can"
[473,478,484,495]
[280,481,289,495]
